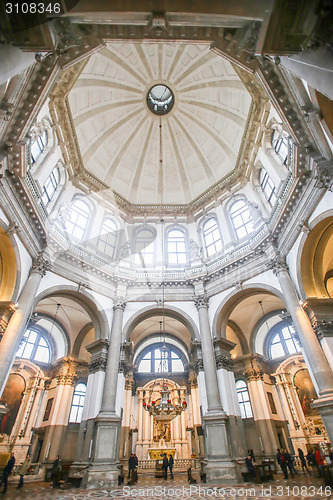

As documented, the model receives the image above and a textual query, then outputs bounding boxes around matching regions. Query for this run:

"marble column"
[86,299,126,488]
[194,295,238,482]
[271,256,333,441]
[0,253,50,397]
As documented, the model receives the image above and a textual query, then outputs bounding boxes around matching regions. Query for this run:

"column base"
[312,394,333,443]
[202,411,240,483]
[83,412,122,489]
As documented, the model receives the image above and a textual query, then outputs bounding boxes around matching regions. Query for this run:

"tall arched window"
[65,199,90,240]
[236,380,253,418]
[272,129,289,165]
[30,131,47,165]
[259,168,277,207]
[138,344,185,373]
[230,200,254,239]
[41,166,60,206]
[134,228,155,265]
[16,328,51,363]
[167,229,187,265]
[269,324,300,359]
[69,383,86,423]
[98,218,118,257]
[203,218,222,257]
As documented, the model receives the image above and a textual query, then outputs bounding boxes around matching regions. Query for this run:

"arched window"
[203,218,222,257]
[69,383,86,423]
[269,324,300,359]
[30,131,47,165]
[259,168,277,207]
[272,129,289,165]
[134,228,154,265]
[16,328,51,363]
[167,229,187,265]
[65,199,90,240]
[98,218,118,257]
[41,166,60,206]
[138,344,185,373]
[230,200,254,239]
[236,380,253,418]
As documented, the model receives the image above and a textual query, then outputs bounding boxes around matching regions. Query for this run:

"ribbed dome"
[68,42,252,205]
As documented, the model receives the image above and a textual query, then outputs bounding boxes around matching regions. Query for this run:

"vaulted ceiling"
[67,42,252,205]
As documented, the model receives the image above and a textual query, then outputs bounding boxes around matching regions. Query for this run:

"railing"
[138,458,198,471]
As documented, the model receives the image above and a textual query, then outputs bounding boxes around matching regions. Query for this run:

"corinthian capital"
[267,251,288,276]
[113,298,127,311]
[30,252,52,277]
[194,295,209,310]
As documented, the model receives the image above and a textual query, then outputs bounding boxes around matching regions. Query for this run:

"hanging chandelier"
[143,381,187,422]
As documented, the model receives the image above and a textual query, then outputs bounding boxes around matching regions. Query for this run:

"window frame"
[229,199,254,240]
[202,217,223,258]
[41,166,61,207]
[259,168,277,207]
[65,198,91,241]
[236,379,253,419]
[16,327,51,364]
[98,217,118,259]
[166,228,188,266]
[137,343,186,374]
[68,382,87,424]
[134,227,155,266]
[272,129,289,165]
[264,321,301,360]
[30,130,48,165]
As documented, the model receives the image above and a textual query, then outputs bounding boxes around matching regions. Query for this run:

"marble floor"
[0,472,331,499]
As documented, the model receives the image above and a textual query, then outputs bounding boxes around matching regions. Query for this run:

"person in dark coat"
[276,449,288,479]
[284,450,296,477]
[52,455,61,488]
[0,452,15,493]
[162,453,168,479]
[298,448,311,475]
[128,453,136,481]
[168,454,174,479]
[245,454,256,478]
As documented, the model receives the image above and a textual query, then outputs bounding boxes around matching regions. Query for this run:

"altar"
[148,448,176,460]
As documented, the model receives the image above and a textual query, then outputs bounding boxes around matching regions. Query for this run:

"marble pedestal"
[202,411,239,483]
[84,413,121,489]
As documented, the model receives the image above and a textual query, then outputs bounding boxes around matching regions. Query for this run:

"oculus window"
[16,328,51,363]
[270,325,301,359]
[236,380,253,419]
[147,85,174,115]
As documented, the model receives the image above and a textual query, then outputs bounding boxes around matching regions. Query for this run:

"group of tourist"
[0,452,31,494]
[162,453,174,479]
[276,449,298,478]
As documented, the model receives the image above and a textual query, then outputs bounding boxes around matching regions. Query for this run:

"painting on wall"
[294,368,318,417]
[43,398,54,421]
[0,373,25,435]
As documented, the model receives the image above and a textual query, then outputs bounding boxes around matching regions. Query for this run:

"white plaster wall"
[286,232,303,298]
[308,190,333,224]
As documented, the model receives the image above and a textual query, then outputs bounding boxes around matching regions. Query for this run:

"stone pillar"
[0,253,50,397]
[194,295,238,482]
[86,299,126,488]
[271,256,333,441]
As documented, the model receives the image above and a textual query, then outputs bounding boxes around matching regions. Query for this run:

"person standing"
[284,449,296,477]
[315,448,324,477]
[276,449,288,479]
[168,454,174,479]
[17,454,31,489]
[162,453,168,479]
[128,453,136,481]
[52,455,61,488]
[298,448,311,475]
[1,452,15,494]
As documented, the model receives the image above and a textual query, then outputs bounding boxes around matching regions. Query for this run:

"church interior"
[0,0,333,492]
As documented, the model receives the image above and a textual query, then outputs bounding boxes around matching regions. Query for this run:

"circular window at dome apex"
[147,84,174,115]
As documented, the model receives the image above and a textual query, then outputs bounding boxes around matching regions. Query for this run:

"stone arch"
[227,319,250,355]
[298,212,333,298]
[72,322,94,358]
[122,304,200,343]
[212,283,285,342]
[33,285,109,341]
